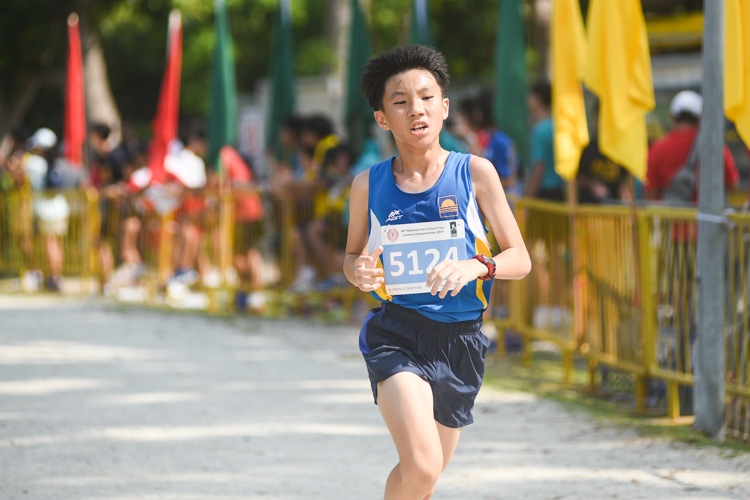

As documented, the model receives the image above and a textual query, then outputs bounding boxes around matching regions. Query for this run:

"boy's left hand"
[426,258,484,299]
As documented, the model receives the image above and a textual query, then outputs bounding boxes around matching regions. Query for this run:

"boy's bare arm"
[343,171,384,292]
[470,155,531,280]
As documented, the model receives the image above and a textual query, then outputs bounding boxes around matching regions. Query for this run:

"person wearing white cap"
[22,127,69,292]
[23,128,57,191]
[646,90,739,201]
[162,124,209,286]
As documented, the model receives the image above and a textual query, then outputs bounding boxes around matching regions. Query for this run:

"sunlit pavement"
[1,296,748,500]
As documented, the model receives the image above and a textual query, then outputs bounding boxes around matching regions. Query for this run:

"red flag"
[148,11,183,185]
[64,13,86,168]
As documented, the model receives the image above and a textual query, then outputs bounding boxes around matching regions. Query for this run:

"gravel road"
[0,296,748,499]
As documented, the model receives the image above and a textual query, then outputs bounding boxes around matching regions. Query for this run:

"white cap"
[670,90,702,119]
[164,148,207,189]
[27,128,58,151]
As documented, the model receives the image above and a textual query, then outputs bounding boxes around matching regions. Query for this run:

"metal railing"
[0,187,748,440]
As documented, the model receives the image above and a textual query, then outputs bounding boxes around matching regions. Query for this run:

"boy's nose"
[408,100,425,117]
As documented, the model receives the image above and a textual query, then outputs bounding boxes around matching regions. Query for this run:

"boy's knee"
[400,455,442,494]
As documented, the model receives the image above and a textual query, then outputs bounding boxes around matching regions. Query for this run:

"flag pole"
[694,0,726,441]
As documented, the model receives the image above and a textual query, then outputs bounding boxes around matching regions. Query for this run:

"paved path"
[0,296,748,500]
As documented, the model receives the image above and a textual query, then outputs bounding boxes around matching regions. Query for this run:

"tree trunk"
[530,0,552,81]
[327,0,350,134]
[82,32,122,146]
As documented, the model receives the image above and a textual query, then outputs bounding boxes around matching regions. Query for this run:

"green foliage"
[431,0,499,79]
[99,1,171,124]
[2,0,519,137]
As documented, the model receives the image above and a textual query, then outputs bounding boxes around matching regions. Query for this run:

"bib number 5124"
[388,246,460,277]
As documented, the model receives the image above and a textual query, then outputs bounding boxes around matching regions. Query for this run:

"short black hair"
[180,122,205,146]
[323,143,354,166]
[90,123,111,140]
[360,44,450,111]
[303,115,334,139]
[530,80,552,110]
[282,114,304,134]
[674,111,700,126]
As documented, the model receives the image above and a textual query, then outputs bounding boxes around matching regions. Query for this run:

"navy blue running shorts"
[359,302,490,428]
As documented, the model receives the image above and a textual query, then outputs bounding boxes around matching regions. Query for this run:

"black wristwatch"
[472,254,496,281]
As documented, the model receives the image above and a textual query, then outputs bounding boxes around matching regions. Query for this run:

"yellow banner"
[583,0,655,181]
[552,0,589,180]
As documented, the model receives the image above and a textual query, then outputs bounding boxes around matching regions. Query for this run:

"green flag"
[345,0,372,155]
[409,0,434,46]
[494,0,528,166]
[267,0,296,162]
[208,0,238,171]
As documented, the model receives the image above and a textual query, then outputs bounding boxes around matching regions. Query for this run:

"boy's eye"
[394,100,406,105]
[423,96,433,101]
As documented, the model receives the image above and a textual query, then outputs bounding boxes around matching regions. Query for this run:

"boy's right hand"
[353,246,384,292]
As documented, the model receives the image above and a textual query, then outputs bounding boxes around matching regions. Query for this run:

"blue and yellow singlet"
[367,151,493,322]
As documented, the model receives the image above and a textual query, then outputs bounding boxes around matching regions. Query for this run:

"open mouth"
[410,124,428,132]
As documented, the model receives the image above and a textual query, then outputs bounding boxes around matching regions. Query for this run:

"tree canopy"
[1,0,701,140]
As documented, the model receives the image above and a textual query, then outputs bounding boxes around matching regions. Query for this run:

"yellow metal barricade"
[576,204,648,404]
[514,198,576,370]
[3,186,750,441]
[640,206,698,418]
[0,188,95,286]
[726,211,750,440]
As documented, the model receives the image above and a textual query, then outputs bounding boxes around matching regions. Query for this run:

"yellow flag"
[583,0,655,181]
[552,0,589,180]
[725,0,750,146]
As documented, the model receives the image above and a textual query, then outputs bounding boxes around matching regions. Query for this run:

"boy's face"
[374,69,448,147]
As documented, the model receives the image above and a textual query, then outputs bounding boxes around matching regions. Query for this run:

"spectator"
[454,93,518,189]
[301,114,340,171]
[646,90,739,201]
[89,123,134,284]
[220,145,265,291]
[305,144,355,290]
[165,124,209,285]
[25,128,69,291]
[278,114,306,176]
[525,80,565,201]
[577,137,631,204]
[577,107,631,204]
[0,128,29,191]
[89,123,132,188]
[524,82,567,316]
[271,115,339,292]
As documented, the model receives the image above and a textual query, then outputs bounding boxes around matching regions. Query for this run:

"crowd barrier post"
[508,202,526,361]
[157,210,175,285]
[280,197,295,288]
[636,210,656,412]
[219,190,234,287]
[83,188,99,290]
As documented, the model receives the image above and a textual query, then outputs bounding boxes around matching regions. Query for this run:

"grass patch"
[484,348,750,455]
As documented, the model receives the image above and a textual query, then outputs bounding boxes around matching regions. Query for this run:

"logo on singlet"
[385,209,403,223]
[387,228,399,242]
[438,195,459,218]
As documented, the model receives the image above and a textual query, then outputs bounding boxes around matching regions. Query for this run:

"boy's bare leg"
[377,372,461,500]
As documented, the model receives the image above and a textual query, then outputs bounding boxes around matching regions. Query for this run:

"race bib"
[380,220,467,295]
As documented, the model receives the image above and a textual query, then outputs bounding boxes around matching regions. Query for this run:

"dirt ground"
[0,296,748,500]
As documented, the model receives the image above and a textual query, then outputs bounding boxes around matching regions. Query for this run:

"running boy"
[344,45,531,499]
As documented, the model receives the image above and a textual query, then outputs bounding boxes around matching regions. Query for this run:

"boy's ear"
[442,97,450,121]
[374,110,391,131]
